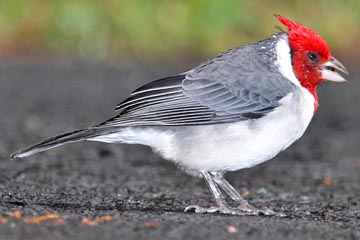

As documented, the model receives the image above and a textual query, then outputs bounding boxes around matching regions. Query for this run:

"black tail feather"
[10,127,115,159]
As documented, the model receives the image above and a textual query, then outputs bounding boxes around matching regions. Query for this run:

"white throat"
[275,35,301,87]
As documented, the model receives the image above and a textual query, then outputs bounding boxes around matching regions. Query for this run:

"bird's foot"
[185,204,257,215]
[185,200,284,216]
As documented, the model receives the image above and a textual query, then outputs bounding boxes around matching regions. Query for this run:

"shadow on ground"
[0,58,359,239]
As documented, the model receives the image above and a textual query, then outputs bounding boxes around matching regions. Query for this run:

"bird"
[11,15,348,216]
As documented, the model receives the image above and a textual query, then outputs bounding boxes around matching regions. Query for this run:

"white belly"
[91,88,315,172]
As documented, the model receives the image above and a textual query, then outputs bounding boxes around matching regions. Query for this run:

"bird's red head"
[275,15,348,110]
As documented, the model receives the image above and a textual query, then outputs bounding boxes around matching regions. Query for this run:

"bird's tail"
[10,127,120,159]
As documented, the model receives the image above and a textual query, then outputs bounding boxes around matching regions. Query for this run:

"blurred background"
[0,0,359,64]
[0,2,359,238]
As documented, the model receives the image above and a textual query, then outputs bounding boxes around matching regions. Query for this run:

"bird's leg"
[185,171,277,216]
[185,171,228,214]
[210,172,251,208]
[185,171,237,214]
[185,171,259,215]
[210,172,275,215]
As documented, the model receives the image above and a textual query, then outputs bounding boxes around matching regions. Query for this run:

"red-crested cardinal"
[11,15,348,215]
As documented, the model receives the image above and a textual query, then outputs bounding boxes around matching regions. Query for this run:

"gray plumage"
[107,32,296,127]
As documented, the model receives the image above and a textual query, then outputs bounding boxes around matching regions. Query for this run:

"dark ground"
[0,58,359,240]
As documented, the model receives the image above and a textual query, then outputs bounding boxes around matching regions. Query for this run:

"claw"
[184,205,219,213]
[185,203,285,217]
[185,204,256,216]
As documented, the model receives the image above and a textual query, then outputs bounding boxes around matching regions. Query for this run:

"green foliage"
[0,0,358,60]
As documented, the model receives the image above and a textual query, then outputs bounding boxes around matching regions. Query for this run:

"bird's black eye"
[306,52,320,64]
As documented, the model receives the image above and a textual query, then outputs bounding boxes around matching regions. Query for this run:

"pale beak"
[320,56,349,82]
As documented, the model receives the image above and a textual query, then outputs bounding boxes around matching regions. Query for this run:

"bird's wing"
[101,36,296,127]
[104,74,241,126]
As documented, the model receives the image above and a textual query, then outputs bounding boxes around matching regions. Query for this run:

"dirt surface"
[0,58,359,240]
